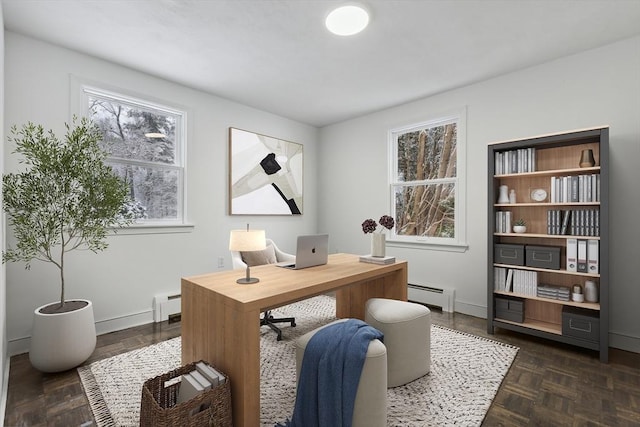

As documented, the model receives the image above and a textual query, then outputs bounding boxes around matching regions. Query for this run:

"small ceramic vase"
[584,280,598,303]
[371,233,386,257]
[498,185,509,204]
[579,149,595,168]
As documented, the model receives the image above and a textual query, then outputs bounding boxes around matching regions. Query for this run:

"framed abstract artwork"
[229,127,303,215]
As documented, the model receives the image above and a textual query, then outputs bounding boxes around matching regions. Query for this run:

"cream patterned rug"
[78,295,518,426]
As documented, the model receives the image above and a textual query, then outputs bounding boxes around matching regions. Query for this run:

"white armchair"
[230,239,295,270]
[230,238,297,341]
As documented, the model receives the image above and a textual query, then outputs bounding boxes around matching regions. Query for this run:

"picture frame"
[229,127,303,215]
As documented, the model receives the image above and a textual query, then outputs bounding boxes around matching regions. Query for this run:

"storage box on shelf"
[495,295,525,323]
[487,127,609,362]
[525,245,561,270]
[562,305,600,344]
[494,244,524,265]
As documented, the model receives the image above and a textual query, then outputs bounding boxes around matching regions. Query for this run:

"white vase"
[371,233,386,257]
[29,299,97,372]
[498,185,510,204]
[584,280,598,303]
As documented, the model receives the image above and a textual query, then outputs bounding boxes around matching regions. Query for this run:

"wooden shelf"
[493,290,600,310]
[495,233,600,240]
[493,263,600,278]
[494,166,600,179]
[494,318,562,335]
[495,202,600,207]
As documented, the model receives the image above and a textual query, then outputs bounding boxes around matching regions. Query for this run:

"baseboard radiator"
[153,291,182,322]
[408,284,455,312]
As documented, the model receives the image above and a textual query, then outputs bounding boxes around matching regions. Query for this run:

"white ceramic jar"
[584,280,598,303]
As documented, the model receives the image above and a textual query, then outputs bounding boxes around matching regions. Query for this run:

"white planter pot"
[29,299,97,372]
[513,225,527,233]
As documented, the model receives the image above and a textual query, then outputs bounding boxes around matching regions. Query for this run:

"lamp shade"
[229,229,266,252]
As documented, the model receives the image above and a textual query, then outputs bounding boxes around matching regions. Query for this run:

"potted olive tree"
[2,117,135,372]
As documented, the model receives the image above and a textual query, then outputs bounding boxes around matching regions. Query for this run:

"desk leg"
[335,266,408,319]
[182,280,261,427]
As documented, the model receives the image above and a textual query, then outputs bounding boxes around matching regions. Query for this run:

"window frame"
[72,78,189,230]
[387,107,467,251]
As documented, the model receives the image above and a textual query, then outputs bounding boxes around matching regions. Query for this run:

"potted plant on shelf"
[2,117,136,372]
[513,219,527,233]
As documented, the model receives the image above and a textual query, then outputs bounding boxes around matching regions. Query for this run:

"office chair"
[230,238,296,341]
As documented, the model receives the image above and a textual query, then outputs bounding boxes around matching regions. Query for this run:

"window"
[80,86,186,225]
[389,109,466,248]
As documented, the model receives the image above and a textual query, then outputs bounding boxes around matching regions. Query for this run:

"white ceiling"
[3,0,640,127]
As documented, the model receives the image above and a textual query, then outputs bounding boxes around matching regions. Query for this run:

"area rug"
[78,295,519,426]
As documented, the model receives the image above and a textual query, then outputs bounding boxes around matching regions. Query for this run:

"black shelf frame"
[487,127,609,363]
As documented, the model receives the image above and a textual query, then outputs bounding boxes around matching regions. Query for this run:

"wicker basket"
[140,360,232,427]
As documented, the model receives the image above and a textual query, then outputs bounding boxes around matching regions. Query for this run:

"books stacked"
[359,255,395,265]
[495,211,512,233]
[494,147,536,174]
[537,284,571,301]
[547,209,599,236]
[177,362,226,404]
[550,174,600,203]
[494,267,538,296]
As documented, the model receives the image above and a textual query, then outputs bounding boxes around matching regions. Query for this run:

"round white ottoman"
[295,319,387,427]
[365,298,431,387]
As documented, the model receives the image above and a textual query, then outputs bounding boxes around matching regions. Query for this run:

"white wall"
[319,35,640,353]
[3,32,319,354]
[0,2,7,419]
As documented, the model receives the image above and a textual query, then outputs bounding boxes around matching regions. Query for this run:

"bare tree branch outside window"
[84,90,184,223]
[392,121,458,239]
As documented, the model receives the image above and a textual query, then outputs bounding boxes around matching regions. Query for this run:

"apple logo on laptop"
[311,247,316,254]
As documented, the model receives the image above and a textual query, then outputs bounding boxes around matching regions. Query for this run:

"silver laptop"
[277,234,329,270]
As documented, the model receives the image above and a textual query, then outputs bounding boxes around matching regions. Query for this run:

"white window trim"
[388,107,468,251]
[70,75,192,233]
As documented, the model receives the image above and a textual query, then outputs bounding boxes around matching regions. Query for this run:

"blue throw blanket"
[282,319,383,427]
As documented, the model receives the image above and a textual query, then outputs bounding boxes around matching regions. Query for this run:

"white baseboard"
[7,309,154,357]
[454,300,486,319]
[95,309,154,336]
[610,330,640,354]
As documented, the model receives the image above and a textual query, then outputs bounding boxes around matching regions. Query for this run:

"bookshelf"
[487,127,609,362]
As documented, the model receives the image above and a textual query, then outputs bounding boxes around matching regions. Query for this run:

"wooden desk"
[181,253,408,427]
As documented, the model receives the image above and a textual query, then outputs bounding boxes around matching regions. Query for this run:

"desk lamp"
[229,225,266,284]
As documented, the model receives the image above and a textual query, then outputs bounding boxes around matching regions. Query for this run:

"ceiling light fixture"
[325,4,370,36]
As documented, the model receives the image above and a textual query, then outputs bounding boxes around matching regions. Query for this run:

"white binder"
[587,239,599,274]
[566,238,578,272]
[577,239,588,273]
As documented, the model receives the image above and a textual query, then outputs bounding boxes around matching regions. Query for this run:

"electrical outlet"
[217,257,225,268]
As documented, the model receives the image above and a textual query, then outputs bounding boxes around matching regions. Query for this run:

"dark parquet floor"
[4,306,639,426]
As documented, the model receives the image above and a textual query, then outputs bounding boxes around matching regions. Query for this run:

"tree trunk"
[425,124,455,236]
[410,131,427,235]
